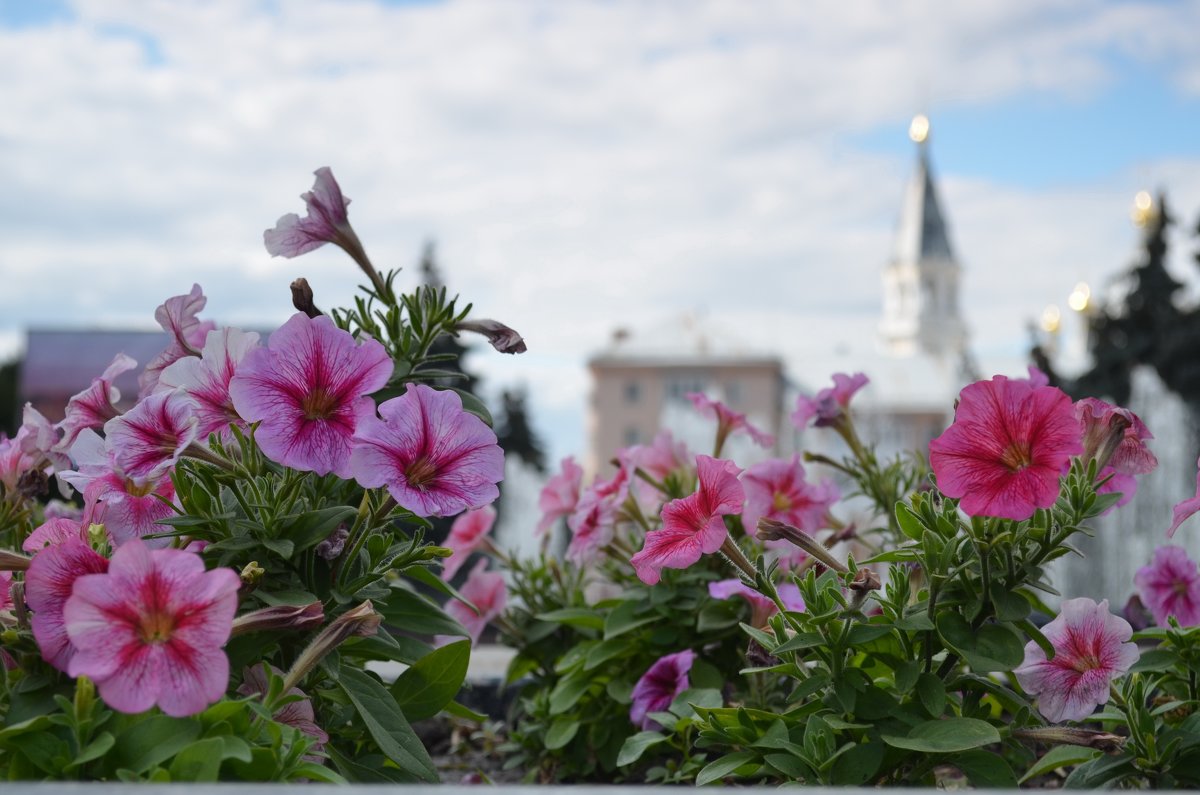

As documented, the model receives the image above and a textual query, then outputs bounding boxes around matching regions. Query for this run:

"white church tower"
[880,115,969,362]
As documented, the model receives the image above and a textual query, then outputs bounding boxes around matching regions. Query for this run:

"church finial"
[909,113,930,144]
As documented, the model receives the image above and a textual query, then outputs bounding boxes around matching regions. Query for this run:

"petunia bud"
[17,468,49,499]
[456,319,527,354]
[0,550,31,572]
[757,518,849,574]
[290,278,323,318]
[231,601,325,637]
[283,600,381,692]
[240,560,265,590]
[1013,726,1124,753]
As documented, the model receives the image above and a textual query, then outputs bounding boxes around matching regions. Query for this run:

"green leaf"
[548,671,592,715]
[954,749,1017,788]
[378,585,469,637]
[916,673,946,717]
[279,506,357,553]
[545,717,580,750]
[168,737,225,782]
[895,503,926,541]
[882,718,1001,753]
[584,637,630,670]
[337,667,437,782]
[696,750,759,785]
[443,700,488,723]
[604,599,657,639]
[451,388,494,426]
[66,731,115,772]
[831,742,885,785]
[617,731,667,766]
[937,613,1024,672]
[1020,744,1102,784]
[1131,648,1182,673]
[111,715,202,774]
[536,607,605,632]
[992,589,1031,622]
[390,639,471,720]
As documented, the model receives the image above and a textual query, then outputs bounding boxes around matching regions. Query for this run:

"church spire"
[880,115,968,359]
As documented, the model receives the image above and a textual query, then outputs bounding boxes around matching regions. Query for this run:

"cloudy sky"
[3,0,1200,460]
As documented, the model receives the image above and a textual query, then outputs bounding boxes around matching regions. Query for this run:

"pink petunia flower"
[1134,546,1200,627]
[105,389,199,482]
[23,517,90,553]
[230,313,393,478]
[64,541,240,717]
[265,167,359,259]
[0,571,12,612]
[0,428,40,495]
[1014,597,1138,723]
[929,376,1082,521]
[158,327,261,441]
[1023,366,1051,388]
[350,384,504,517]
[709,579,805,627]
[441,505,497,581]
[630,649,695,731]
[791,372,869,430]
[441,559,507,644]
[630,456,744,585]
[686,392,773,449]
[1168,457,1200,538]
[741,455,839,536]
[24,538,110,672]
[55,353,138,455]
[21,404,70,473]
[139,285,217,398]
[566,467,629,564]
[536,456,583,537]
[1076,397,1157,477]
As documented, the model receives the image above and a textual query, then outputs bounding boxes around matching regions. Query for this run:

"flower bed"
[3,170,1200,786]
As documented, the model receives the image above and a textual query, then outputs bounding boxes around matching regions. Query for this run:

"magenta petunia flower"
[741,455,839,536]
[350,384,504,517]
[441,559,507,644]
[536,456,583,537]
[1134,546,1200,627]
[630,649,695,731]
[566,467,629,564]
[1076,397,1157,477]
[265,167,358,259]
[441,505,497,581]
[139,285,216,398]
[630,456,744,585]
[55,353,138,455]
[230,313,393,478]
[24,538,110,672]
[1014,597,1138,723]
[686,392,773,449]
[709,579,805,627]
[64,541,240,717]
[929,376,1082,521]
[1023,366,1050,388]
[791,372,869,430]
[158,327,261,441]
[105,389,199,482]
[1168,457,1200,538]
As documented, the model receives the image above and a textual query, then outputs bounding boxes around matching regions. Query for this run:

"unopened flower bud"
[231,601,325,637]
[74,675,96,720]
[0,550,31,572]
[1013,726,1124,753]
[315,525,349,561]
[290,278,323,318]
[85,523,109,554]
[848,568,881,593]
[757,518,849,574]
[283,600,381,692]
[456,319,527,354]
[240,560,265,590]
[10,582,26,628]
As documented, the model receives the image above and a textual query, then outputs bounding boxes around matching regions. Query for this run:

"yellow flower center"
[301,388,338,420]
[139,611,175,645]
[405,457,438,492]
[1000,442,1033,472]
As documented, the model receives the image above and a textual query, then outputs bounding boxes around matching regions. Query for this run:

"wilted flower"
[1076,397,1156,476]
[686,392,773,450]
[0,571,12,613]
[20,404,69,473]
[1134,546,1200,627]
[105,389,199,481]
[791,372,868,430]
[536,456,583,537]
[441,505,497,581]
[630,456,744,585]
[929,376,1082,520]
[351,384,504,517]
[1014,597,1138,723]
[64,541,240,717]
[0,428,41,497]
[158,327,261,441]
[630,649,694,731]
[230,313,393,478]
[231,601,325,637]
[441,560,506,644]
[24,538,110,672]
[456,319,527,354]
[741,455,838,536]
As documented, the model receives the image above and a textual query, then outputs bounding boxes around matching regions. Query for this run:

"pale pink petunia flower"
[741,455,839,537]
[264,167,357,259]
[1168,457,1200,538]
[686,392,773,449]
[791,372,869,430]
[630,649,695,731]
[441,505,497,581]
[536,456,584,537]
[630,456,744,585]
[351,384,504,517]
[929,376,1082,521]
[55,353,138,455]
[24,538,110,672]
[566,467,629,565]
[440,559,507,644]
[64,541,240,717]
[1076,397,1157,477]
[1015,597,1138,723]
[0,571,12,612]
[23,517,89,553]
[618,432,694,512]
[709,579,805,627]
[231,313,393,478]
[105,389,199,482]
[139,285,217,398]
[158,327,261,441]
[1134,546,1200,627]
[0,428,40,495]
[21,404,70,473]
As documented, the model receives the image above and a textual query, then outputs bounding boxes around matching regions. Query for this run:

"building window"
[624,426,642,445]
[666,375,706,401]
[624,380,641,403]
[724,380,742,405]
